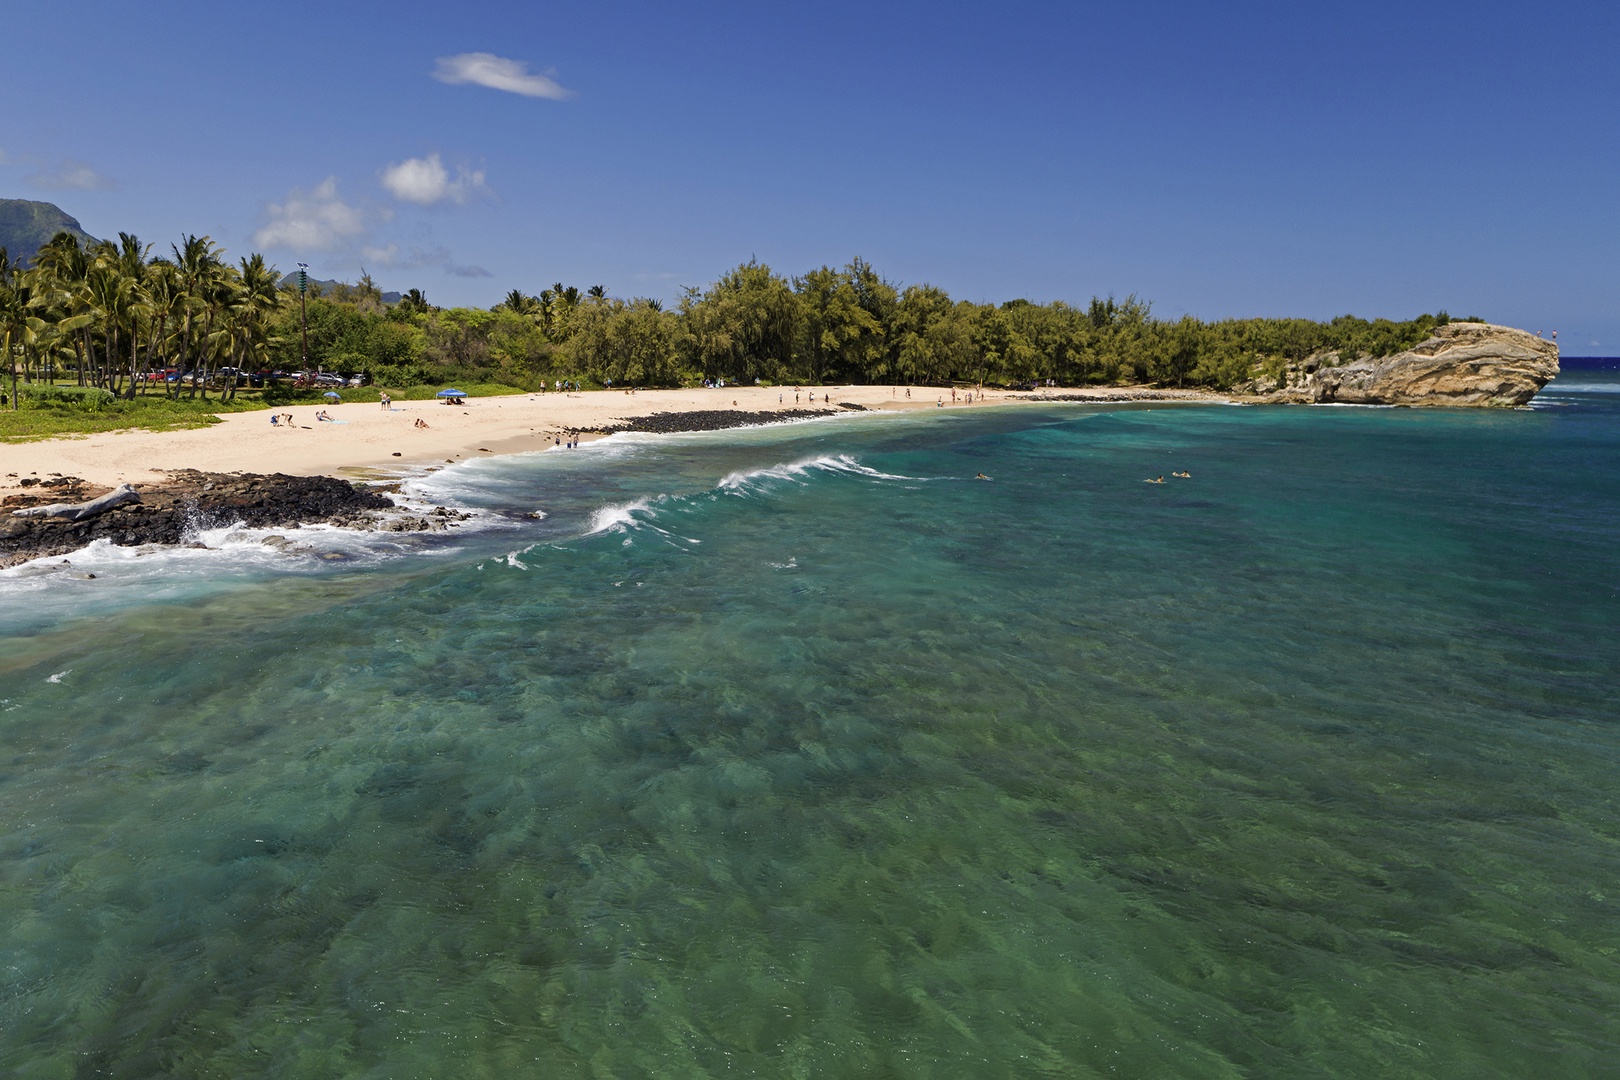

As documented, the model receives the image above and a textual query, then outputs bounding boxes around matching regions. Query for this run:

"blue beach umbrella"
[322,391,342,400]
[436,388,468,398]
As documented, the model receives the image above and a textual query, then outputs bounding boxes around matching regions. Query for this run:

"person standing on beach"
[380,392,391,410]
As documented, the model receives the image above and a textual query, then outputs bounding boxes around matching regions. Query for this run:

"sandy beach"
[0,384,1226,491]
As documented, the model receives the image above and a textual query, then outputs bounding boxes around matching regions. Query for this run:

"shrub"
[21,384,117,410]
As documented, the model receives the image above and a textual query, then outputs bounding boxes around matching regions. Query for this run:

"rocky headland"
[1238,322,1559,406]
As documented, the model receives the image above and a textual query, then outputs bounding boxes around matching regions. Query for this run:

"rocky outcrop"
[589,408,838,435]
[0,471,398,568]
[1242,322,1559,406]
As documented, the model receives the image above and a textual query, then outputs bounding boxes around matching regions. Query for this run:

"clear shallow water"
[2,380,1618,1077]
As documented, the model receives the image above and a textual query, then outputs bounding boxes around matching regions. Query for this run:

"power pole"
[297,262,310,370]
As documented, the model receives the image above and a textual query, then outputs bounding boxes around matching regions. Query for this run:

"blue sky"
[5,0,1617,347]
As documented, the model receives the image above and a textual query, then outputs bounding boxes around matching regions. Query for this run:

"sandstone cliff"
[1241,322,1559,407]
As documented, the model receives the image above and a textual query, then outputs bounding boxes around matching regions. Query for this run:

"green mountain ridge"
[0,198,100,265]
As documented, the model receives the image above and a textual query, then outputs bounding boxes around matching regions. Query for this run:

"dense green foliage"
[2,223,1469,418]
[267,258,1461,391]
[0,230,283,408]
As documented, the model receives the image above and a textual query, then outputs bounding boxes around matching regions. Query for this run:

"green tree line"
[0,233,281,408]
[283,256,1460,391]
[2,231,1465,410]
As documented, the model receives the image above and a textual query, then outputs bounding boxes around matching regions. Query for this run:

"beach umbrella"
[436,388,467,398]
[322,391,342,400]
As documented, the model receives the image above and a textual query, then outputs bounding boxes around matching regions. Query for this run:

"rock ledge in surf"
[589,408,839,435]
[0,471,397,569]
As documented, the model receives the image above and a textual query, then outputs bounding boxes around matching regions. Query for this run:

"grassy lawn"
[0,382,530,441]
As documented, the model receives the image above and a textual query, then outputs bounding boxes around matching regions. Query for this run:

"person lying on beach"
[315,410,332,422]
[414,417,428,428]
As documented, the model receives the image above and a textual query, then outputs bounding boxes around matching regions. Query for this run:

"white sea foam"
[586,498,658,536]
[718,454,926,495]
[1540,382,1620,394]
[0,513,465,625]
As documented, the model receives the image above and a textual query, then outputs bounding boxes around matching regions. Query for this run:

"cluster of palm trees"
[495,282,611,340]
[0,231,285,410]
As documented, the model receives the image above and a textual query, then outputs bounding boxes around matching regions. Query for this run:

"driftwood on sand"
[10,483,142,521]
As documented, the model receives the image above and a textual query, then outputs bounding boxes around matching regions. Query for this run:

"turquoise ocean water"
[2,373,1617,1077]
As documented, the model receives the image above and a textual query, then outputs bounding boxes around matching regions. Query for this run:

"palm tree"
[34,234,95,387]
[0,249,43,409]
[110,233,153,399]
[170,235,223,396]
[142,261,186,396]
[192,260,238,400]
[221,254,283,400]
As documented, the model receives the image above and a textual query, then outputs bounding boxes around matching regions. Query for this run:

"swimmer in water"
[975,472,991,481]
[1173,470,1191,478]
[1144,476,1165,484]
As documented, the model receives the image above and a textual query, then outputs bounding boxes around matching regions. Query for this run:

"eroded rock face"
[1257,323,1559,406]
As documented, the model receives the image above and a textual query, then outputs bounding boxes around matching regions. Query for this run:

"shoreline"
[0,384,1229,492]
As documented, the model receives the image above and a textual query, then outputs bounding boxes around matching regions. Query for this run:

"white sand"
[0,384,1224,491]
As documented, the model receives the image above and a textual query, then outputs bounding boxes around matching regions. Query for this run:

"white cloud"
[359,241,491,279]
[380,153,488,206]
[27,159,114,191]
[252,178,367,251]
[432,52,573,99]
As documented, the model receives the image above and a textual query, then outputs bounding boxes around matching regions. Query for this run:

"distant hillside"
[278,272,403,306]
[0,198,100,265]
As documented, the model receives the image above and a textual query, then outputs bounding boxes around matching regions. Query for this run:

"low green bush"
[19,384,117,410]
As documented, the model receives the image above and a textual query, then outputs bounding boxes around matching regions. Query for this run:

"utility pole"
[297,262,310,371]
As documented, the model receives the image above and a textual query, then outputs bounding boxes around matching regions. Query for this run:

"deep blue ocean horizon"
[2,377,1616,1076]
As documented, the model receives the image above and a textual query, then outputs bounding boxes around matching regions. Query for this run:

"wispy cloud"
[380,153,488,206]
[252,178,369,250]
[361,242,491,279]
[432,53,573,99]
[27,159,114,192]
